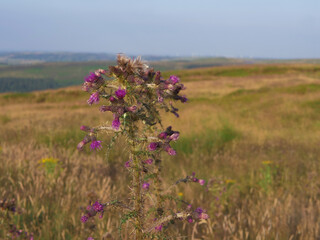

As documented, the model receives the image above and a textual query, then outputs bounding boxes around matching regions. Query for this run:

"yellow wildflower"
[225,179,235,184]
[41,157,58,164]
[178,192,183,197]
[262,161,273,165]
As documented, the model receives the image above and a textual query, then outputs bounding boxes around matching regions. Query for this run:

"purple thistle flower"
[155,224,163,232]
[198,212,209,220]
[164,145,176,156]
[199,179,205,186]
[169,75,180,84]
[126,105,137,112]
[100,105,112,112]
[195,207,203,214]
[98,69,106,74]
[148,142,159,151]
[144,158,153,164]
[167,148,176,156]
[87,92,100,105]
[92,201,104,212]
[142,182,150,190]
[158,132,167,139]
[86,205,92,211]
[90,140,102,151]
[169,132,179,141]
[109,96,116,102]
[180,96,188,103]
[115,87,126,99]
[155,71,161,84]
[80,125,91,132]
[187,204,192,210]
[112,115,121,130]
[187,216,193,223]
[192,177,198,182]
[125,161,131,168]
[85,72,99,83]
[77,136,91,151]
[87,237,94,240]
[81,215,89,223]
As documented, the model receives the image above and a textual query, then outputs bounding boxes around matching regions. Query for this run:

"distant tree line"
[0,78,59,93]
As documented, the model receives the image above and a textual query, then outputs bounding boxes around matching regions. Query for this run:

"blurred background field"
[1,61,320,239]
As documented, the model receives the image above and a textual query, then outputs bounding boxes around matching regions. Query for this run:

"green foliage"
[0,114,11,124]
[36,128,84,149]
[0,77,58,93]
[258,162,276,193]
[280,83,320,95]
[40,157,63,177]
[303,99,320,110]
[172,123,240,155]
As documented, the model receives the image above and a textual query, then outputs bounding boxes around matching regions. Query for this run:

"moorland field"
[1,63,320,239]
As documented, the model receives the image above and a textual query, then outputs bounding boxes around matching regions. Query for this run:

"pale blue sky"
[1,0,319,58]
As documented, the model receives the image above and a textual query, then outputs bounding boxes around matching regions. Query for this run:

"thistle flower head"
[169,75,180,84]
[164,144,176,156]
[100,105,112,112]
[199,179,205,186]
[87,92,100,105]
[144,158,153,164]
[80,125,91,132]
[187,216,193,223]
[81,215,89,223]
[158,132,167,139]
[155,224,163,232]
[92,201,104,212]
[142,182,150,190]
[169,132,180,141]
[195,207,203,214]
[148,142,159,151]
[112,115,121,130]
[198,212,209,220]
[77,136,91,150]
[115,87,126,99]
[90,140,102,151]
[126,105,137,112]
[85,72,99,83]
[125,160,131,168]
[109,96,116,102]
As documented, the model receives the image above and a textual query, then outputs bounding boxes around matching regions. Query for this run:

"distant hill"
[0,52,176,65]
[0,53,319,93]
[0,58,254,93]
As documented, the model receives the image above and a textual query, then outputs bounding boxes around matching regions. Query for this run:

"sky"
[1,0,319,58]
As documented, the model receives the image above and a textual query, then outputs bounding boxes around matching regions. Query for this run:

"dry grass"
[1,64,320,239]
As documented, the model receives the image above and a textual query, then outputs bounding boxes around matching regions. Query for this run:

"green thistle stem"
[128,115,143,240]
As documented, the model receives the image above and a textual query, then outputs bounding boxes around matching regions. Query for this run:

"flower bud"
[80,125,90,132]
[126,106,137,112]
[100,105,112,112]
[199,179,205,186]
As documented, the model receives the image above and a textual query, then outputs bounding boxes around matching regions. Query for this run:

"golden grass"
[1,64,320,239]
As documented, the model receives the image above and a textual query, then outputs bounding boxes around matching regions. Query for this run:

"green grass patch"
[0,114,11,124]
[172,123,241,155]
[302,99,320,110]
[36,128,85,149]
[280,84,320,95]
[1,92,35,100]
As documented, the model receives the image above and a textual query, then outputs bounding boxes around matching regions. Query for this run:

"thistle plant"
[0,198,34,240]
[78,55,207,239]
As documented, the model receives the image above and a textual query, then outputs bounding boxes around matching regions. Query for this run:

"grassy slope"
[0,57,252,93]
[1,64,320,239]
